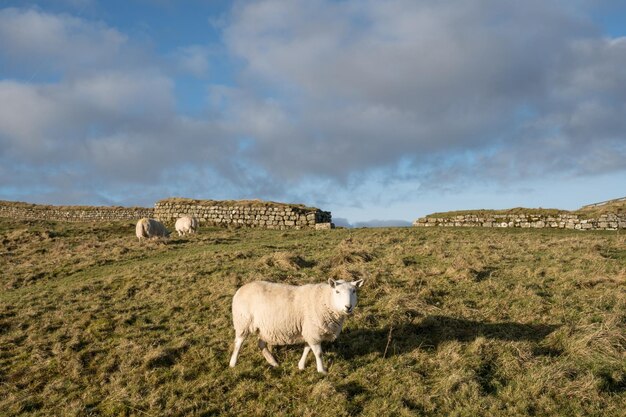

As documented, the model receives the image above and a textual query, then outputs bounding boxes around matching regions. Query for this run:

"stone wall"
[0,198,333,229]
[154,198,332,230]
[413,213,626,231]
[0,200,154,222]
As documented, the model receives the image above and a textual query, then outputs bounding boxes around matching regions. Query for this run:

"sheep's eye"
[335,290,339,294]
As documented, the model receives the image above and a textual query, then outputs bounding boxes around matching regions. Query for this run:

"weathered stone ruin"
[154,198,332,230]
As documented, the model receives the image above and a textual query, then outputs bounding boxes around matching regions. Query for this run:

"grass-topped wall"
[0,200,154,222]
[414,200,626,230]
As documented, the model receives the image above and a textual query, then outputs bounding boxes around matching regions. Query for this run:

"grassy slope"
[1,219,625,416]
[578,199,626,217]
[425,199,626,219]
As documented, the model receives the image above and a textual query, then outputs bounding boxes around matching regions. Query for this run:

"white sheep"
[135,218,170,242]
[229,278,364,374]
[175,216,199,236]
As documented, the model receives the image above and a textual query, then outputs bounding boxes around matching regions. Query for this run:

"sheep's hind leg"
[298,346,311,370]
[258,340,279,367]
[229,334,246,368]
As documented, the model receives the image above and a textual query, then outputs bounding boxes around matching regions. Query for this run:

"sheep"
[229,278,364,374]
[175,216,199,236]
[135,218,170,242]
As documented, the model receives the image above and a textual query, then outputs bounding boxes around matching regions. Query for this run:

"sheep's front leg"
[258,340,279,367]
[310,343,327,374]
[298,346,311,370]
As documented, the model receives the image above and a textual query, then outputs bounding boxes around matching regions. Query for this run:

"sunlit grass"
[1,219,624,416]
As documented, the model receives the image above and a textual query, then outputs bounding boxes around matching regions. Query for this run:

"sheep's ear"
[328,278,337,288]
[352,279,364,288]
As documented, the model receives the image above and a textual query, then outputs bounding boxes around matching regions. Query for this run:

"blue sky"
[1,0,625,226]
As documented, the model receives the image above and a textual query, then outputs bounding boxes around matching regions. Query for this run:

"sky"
[1,0,625,226]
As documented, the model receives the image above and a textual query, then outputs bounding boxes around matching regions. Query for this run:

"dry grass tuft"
[330,238,375,265]
[259,251,313,271]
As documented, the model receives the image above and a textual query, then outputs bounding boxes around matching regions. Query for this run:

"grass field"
[1,218,625,416]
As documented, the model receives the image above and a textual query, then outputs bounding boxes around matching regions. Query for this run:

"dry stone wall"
[154,198,332,230]
[0,200,154,222]
[0,198,333,229]
[413,213,626,231]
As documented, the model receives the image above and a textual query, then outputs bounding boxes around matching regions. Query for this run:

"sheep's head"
[328,278,364,315]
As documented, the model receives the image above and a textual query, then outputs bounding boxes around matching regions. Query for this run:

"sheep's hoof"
[317,368,328,375]
[261,350,279,367]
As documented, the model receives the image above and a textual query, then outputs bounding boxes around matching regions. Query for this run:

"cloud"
[1,1,625,214]
[0,71,175,158]
[0,7,128,75]
[220,0,625,185]
[0,8,238,205]
[174,45,211,77]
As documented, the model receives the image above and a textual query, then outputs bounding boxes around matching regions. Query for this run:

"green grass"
[1,218,625,416]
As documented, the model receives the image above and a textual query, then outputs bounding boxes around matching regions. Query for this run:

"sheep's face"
[328,278,364,315]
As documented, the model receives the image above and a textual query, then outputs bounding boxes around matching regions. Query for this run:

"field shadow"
[167,239,190,245]
[338,315,560,359]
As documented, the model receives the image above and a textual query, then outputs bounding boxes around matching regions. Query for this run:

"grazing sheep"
[175,216,199,236]
[229,278,364,374]
[135,218,170,242]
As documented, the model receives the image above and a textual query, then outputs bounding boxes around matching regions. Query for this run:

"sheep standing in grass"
[135,218,170,242]
[229,278,364,374]
[175,216,199,236]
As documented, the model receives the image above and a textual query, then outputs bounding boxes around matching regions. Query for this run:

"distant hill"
[334,218,413,228]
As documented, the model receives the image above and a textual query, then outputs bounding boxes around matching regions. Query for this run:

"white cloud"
[0,8,235,203]
[219,0,626,184]
[0,7,127,73]
[0,71,174,158]
[1,2,625,212]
